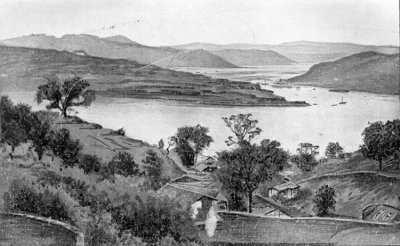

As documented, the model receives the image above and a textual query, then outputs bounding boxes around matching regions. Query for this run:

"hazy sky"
[0,0,398,46]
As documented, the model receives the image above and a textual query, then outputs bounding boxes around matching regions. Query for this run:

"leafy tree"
[36,76,95,117]
[48,128,82,167]
[260,139,289,171]
[293,142,319,171]
[217,143,278,213]
[222,113,262,146]
[170,125,213,166]
[386,119,400,169]
[143,150,165,190]
[107,152,141,177]
[0,97,33,158]
[361,120,400,170]
[2,123,26,158]
[313,185,336,216]
[227,192,247,212]
[28,112,51,160]
[325,142,344,158]
[78,154,102,174]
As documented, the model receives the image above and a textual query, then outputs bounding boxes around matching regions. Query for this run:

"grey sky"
[0,0,398,46]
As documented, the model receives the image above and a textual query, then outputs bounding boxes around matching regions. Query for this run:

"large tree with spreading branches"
[217,141,284,213]
[36,76,95,117]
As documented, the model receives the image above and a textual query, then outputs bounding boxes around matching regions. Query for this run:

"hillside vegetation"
[0,45,308,106]
[286,52,400,94]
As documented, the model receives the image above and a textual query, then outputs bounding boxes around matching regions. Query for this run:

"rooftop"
[157,182,219,207]
[273,181,300,191]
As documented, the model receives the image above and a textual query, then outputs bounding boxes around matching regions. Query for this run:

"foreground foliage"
[4,178,70,222]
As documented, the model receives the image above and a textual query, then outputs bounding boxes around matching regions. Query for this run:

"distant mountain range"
[172,41,399,63]
[2,34,294,68]
[287,51,400,94]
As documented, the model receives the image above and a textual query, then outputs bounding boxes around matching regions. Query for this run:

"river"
[2,64,399,157]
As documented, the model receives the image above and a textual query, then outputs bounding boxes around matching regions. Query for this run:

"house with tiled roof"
[191,156,218,174]
[157,180,226,221]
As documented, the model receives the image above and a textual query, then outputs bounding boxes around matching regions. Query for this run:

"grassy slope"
[287,52,400,94]
[0,45,308,107]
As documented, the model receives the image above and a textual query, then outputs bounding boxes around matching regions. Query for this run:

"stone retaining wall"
[3,212,84,246]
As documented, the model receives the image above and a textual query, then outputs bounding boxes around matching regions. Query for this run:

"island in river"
[0,45,308,107]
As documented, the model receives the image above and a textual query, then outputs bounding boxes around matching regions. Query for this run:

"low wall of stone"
[2,212,84,246]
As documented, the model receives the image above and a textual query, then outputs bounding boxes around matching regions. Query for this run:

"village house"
[361,203,400,222]
[191,156,218,174]
[158,175,227,220]
[267,181,300,200]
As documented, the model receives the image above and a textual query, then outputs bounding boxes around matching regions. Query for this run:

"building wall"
[193,197,214,222]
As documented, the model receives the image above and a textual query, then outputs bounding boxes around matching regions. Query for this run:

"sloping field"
[203,212,399,245]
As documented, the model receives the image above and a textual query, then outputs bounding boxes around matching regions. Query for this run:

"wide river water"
[3,64,399,157]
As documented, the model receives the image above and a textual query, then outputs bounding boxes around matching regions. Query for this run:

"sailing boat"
[339,97,347,105]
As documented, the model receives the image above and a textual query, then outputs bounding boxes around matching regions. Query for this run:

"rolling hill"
[209,49,295,66]
[286,51,400,94]
[173,41,400,63]
[0,45,307,107]
[2,34,237,68]
[156,49,238,68]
